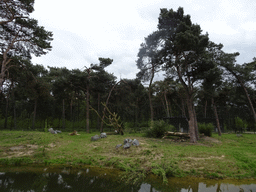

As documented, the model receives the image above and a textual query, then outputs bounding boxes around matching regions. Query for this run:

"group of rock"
[91,133,107,141]
[116,138,139,149]
[48,128,61,134]
[90,133,139,149]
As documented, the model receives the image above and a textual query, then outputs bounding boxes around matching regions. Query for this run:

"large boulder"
[132,139,139,146]
[123,142,131,149]
[124,138,132,144]
[100,133,107,138]
[91,135,100,141]
[116,144,122,149]
[48,128,57,134]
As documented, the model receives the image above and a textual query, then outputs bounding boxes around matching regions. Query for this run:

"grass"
[0,130,256,182]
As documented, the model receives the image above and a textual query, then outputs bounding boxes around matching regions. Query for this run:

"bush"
[198,123,214,137]
[235,117,247,133]
[145,120,171,138]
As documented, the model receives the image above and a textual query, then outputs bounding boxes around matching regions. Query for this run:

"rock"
[91,135,100,141]
[123,142,131,149]
[132,139,139,146]
[48,128,57,134]
[100,133,107,138]
[236,134,243,137]
[124,138,132,144]
[116,144,122,149]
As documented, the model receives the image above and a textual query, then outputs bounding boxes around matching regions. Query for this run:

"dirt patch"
[201,136,222,144]
[0,145,39,158]
[187,155,225,160]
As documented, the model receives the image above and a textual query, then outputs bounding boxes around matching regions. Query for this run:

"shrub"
[235,117,247,133]
[198,123,214,137]
[145,120,171,138]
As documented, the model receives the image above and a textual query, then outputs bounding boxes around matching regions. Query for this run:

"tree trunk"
[135,97,139,127]
[86,84,90,133]
[0,55,7,94]
[193,105,199,140]
[32,99,37,130]
[227,68,256,123]
[4,96,9,129]
[62,99,65,129]
[242,84,256,123]
[164,91,170,118]
[204,100,207,118]
[212,98,222,136]
[12,90,17,130]
[97,93,101,131]
[187,96,197,143]
[70,99,73,123]
[181,99,186,117]
[148,71,154,124]
[148,87,154,124]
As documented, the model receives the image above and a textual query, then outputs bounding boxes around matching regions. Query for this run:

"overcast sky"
[31,0,256,81]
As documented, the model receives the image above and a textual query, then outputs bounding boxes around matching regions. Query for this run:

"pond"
[0,166,255,192]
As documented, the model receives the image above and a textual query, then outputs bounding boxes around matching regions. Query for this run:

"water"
[0,166,255,192]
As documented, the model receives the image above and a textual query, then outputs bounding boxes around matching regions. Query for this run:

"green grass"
[0,130,256,181]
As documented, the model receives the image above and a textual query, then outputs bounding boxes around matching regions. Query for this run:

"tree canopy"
[0,0,53,92]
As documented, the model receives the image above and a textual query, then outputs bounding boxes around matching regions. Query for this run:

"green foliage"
[198,123,214,137]
[145,120,171,138]
[235,117,247,133]
[151,160,180,183]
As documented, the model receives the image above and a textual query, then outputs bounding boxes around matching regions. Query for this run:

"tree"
[152,78,177,118]
[85,58,113,133]
[49,67,72,130]
[90,62,116,131]
[137,31,163,123]
[200,42,225,136]
[219,53,256,124]
[0,0,34,25]
[157,7,209,142]
[0,0,53,93]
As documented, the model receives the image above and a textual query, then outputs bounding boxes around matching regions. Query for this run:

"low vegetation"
[198,123,214,137]
[0,130,256,183]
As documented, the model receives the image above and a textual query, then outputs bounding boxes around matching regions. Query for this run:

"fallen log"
[163,132,190,138]
[163,132,204,139]
[105,132,117,135]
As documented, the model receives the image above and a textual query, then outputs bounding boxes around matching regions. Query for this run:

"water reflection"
[0,167,255,192]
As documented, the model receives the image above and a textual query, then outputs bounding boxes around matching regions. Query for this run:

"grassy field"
[0,130,255,182]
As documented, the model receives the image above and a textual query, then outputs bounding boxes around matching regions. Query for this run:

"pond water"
[0,166,255,192]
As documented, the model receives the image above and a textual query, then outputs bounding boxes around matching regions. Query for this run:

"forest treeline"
[0,55,255,134]
[1,2,256,142]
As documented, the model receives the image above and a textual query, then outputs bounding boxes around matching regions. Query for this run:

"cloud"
[31,0,256,80]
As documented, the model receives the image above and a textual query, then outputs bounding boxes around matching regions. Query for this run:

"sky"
[31,0,256,81]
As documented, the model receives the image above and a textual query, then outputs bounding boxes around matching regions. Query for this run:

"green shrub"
[145,120,171,138]
[235,117,247,133]
[198,123,214,137]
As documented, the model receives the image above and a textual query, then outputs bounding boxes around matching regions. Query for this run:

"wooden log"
[163,132,190,138]
[105,132,117,135]
[163,132,204,139]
